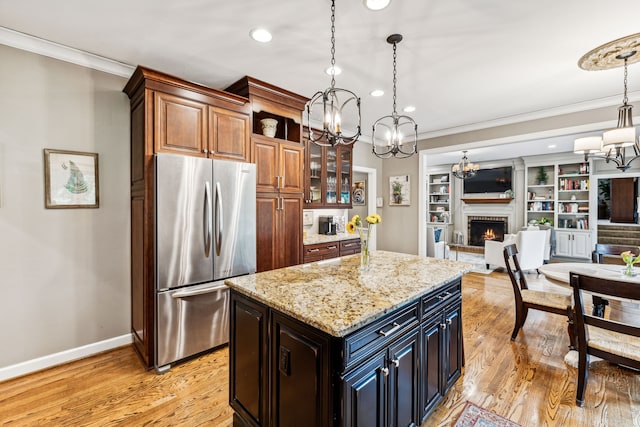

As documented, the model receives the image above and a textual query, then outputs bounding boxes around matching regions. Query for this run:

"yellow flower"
[346,221,356,234]
[351,215,362,227]
[621,251,640,265]
[366,214,382,224]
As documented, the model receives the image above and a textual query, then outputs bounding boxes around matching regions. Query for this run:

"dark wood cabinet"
[229,278,462,427]
[256,193,303,272]
[420,284,463,422]
[303,238,361,263]
[226,77,308,273]
[610,177,636,223]
[123,65,251,368]
[304,137,353,208]
[270,312,333,427]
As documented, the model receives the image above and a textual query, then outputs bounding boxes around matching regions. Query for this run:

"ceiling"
[2,0,640,155]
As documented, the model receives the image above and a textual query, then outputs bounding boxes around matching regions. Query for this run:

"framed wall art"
[44,149,99,209]
[389,175,410,206]
[352,180,366,205]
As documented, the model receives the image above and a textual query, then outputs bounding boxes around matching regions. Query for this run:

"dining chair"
[503,244,574,343]
[569,272,640,406]
[592,243,640,264]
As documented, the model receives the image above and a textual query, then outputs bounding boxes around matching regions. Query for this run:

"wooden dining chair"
[569,272,640,406]
[592,243,640,264]
[503,244,574,343]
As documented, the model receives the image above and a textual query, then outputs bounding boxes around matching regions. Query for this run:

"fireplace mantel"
[461,197,513,204]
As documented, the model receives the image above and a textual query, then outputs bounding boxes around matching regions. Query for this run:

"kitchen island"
[226,251,472,427]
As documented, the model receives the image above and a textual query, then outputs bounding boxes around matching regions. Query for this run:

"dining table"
[538,262,640,316]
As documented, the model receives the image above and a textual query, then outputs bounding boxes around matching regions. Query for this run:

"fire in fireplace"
[467,216,508,247]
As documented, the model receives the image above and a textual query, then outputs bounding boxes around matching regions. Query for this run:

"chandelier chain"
[330,0,336,88]
[623,57,629,105]
[392,41,397,114]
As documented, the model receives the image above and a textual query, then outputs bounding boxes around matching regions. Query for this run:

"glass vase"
[358,227,370,271]
[624,263,635,277]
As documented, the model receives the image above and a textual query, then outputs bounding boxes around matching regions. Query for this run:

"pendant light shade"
[372,34,418,159]
[306,0,361,147]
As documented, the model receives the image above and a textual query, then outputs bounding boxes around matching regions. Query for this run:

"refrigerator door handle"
[204,181,212,258]
[215,181,223,256]
[171,284,227,299]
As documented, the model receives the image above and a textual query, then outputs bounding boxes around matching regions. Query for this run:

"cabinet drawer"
[303,243,339,263]
[339,238,361,255]
[342,302,419,371]
[422,280,461,319]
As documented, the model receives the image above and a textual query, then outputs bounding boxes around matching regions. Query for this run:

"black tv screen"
[463,166,512,194]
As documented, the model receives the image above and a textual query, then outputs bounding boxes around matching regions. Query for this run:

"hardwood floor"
[0,271,638,426]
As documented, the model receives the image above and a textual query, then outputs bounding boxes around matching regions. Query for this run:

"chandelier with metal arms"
[451,151,479,179]
[372,34,418,158]
[306,0,361,147]
[574,33,640,171]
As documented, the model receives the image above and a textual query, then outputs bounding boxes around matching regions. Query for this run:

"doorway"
[350,166,377,251]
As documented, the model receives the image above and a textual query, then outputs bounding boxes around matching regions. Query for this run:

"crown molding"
[0,26,135,78]
[417,92,640,140]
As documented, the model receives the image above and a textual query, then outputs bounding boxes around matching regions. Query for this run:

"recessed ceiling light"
[370,89,384,97]
[548,144,557,149]
[363,0,391,11]
[249,28,272,43]
[403,105,416,113]
[325,65,342,76]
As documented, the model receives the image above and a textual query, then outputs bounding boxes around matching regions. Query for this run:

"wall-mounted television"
[463,166,512,194]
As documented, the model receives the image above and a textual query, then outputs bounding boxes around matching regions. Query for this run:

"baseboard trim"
[0,334,133,382]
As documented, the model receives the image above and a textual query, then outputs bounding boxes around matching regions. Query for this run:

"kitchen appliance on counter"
[319,215,337,235]
[155,153,256,373]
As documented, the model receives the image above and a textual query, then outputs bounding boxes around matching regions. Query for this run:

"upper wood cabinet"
[153,92,250,162]
[122,65,251,368]
[226,76,307,196]
[304,134,353,208]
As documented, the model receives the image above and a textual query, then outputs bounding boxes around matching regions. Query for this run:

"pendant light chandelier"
[306,0,361,147]
[574,33,640,171]
[372,34,418,158]
[451,151,479,179]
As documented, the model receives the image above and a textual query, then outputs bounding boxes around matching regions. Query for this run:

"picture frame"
[352,180,366,205]
[389,175,410,206]
[44,149,99,209]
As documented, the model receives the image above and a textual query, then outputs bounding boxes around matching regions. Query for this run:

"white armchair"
[427,227,449,259]
[484,230,547,271]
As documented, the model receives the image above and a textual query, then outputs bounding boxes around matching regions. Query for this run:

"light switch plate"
[303,211,314,226]
[376,197,383,208]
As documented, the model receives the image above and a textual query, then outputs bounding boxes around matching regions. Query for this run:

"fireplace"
[467,216,508,247]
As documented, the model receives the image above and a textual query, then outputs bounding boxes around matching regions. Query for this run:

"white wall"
[0,45,131,369]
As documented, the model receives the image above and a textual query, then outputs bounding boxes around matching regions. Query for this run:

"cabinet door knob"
[391,359,400,368]
[446,318,452,325]
[203,149,208,154]
[441,323,447,330]
[380,367,389,377]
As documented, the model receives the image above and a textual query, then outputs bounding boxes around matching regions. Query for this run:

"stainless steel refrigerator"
[154,153,256,372]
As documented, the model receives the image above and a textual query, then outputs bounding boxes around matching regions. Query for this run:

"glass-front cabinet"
[304,132,353,208]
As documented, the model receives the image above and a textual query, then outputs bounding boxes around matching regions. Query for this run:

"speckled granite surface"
[303,232,358,245]
[226,250,473,337]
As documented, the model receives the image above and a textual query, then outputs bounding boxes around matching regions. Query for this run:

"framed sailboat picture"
[44,149,99,208]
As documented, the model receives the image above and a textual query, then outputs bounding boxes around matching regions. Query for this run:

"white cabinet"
[555,230,592,259]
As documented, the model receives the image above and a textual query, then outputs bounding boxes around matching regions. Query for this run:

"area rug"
[454,402,522,427]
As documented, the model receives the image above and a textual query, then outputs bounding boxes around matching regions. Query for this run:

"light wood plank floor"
[0,271,638,426]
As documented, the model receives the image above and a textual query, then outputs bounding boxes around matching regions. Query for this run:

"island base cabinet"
[342,329,420,427]
[420,300,463,422]
[270,313,333,427]
[230,294,269,427]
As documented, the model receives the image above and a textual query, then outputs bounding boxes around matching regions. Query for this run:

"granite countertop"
[303,233,359,245]
[225,251,473,337]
